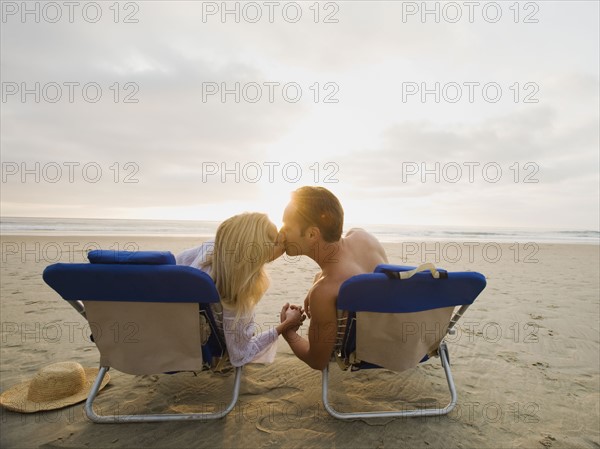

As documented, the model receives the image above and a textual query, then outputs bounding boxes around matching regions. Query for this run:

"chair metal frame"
[84,365,242,423]
[322,342,456,419]
[62,299,242,423]
[322,291,476,419]
[44,254,243,424]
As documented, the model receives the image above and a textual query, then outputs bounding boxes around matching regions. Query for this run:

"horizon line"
[1,216,598,232]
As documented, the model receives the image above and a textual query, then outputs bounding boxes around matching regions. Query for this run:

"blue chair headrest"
[44,249,218,303]
[338,264,486,313]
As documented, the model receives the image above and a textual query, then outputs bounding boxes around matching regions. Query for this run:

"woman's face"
[267,225,285,262]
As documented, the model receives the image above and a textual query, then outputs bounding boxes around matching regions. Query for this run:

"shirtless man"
[278,186,388,370]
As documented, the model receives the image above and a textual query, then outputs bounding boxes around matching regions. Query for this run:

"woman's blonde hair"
[201,212,278,319]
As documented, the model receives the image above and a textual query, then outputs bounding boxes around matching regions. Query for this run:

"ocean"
[1,217,598,244]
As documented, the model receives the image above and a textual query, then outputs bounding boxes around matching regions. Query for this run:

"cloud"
[1,1,598,228]
[335,103,598,228]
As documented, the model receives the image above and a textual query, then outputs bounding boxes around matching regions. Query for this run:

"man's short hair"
[290,186,344,243]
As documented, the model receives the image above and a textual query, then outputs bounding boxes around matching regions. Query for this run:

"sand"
[0,235,598,449]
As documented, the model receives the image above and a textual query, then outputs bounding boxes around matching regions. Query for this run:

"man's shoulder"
[345,227,368,238]
[342,228,389,269]
[345,228,384,250]
[345,227,378,241]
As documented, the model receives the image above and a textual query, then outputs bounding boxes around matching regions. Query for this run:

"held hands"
[279,302,306,333]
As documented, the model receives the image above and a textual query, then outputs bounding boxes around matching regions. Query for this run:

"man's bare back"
[306,228,388,319]
[283,228,388,370]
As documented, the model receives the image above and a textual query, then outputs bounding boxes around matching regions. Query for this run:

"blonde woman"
[176,212,304,367]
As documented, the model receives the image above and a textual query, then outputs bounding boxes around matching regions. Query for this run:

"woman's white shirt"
[175,241,278,367]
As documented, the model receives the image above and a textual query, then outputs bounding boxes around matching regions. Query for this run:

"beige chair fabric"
[84,301,204,375]
[354,306,455,372]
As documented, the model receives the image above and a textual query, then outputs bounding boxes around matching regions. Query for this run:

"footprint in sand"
[529,313,543,320]
[498,351,519,363]
[539,434,556,447]
[532,361,549,369]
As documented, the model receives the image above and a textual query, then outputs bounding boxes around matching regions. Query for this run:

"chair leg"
[439,342,458,413]
[322,342,458,420]
[85,366,242,423]
[66,300,86,319]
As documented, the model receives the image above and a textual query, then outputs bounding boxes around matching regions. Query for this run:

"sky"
[1,1,598,229]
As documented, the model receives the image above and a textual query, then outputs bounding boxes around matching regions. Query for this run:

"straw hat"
[0,362,110,413]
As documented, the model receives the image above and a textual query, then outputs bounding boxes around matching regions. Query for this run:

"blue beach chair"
[322,263,486,419]
[43,250,241,423]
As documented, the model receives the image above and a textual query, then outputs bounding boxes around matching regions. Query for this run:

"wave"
[1,217,598,244]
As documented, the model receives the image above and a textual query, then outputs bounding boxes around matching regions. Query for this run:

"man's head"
[280,186,344,256]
